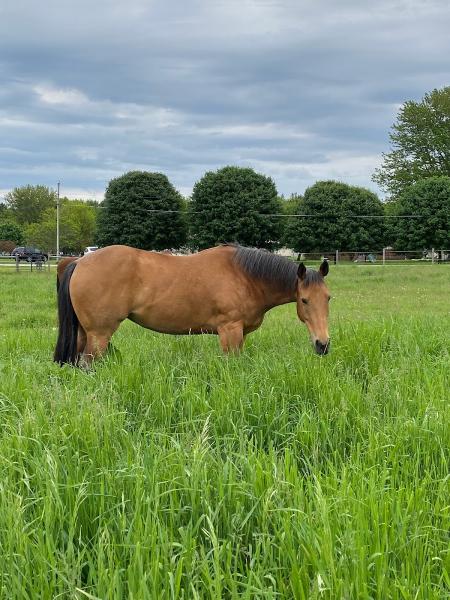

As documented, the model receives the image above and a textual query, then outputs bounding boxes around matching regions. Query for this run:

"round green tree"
[0,222,24,245]
[189,166,282,250]
[284,181,385,252]
[390,176,450,250]
[96,171,187,250]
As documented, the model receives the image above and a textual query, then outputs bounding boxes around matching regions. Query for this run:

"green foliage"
[25,199,98,253]
[388,176,450,249]
[0,221,24,245]
[0,205,18,225]
[189,166,282,250]
[4,185,57,225]
[282,193,303,213]
[373,87,450,198]
[280,194,303,246]
[284,181,385,252]
[0,266,448,597]
[96,171,187,250]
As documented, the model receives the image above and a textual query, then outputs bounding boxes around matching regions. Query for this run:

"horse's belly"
[128,286,262,336]
[128,310,218,335]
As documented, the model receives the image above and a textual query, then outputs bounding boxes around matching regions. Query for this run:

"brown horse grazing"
[54,244,331,366]
[56,256,79,291]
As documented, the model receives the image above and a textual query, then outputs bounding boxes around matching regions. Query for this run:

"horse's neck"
[258,280,297,311]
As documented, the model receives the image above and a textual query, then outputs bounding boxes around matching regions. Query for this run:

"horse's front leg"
[217,322,245,353]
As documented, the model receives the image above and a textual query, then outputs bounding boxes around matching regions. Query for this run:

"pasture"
[0,265,448,599]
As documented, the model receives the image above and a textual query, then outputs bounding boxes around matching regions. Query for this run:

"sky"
[1,0,449,202]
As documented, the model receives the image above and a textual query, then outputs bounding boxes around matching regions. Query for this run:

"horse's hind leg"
[81,330,113,368]
[77,326,87,355]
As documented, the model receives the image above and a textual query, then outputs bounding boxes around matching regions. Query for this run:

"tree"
[280,194,303,247]
[0,240,17,253]
[373,87,450,198]
[284,181,385,252]
[25,199,98,253]
[61,200,98,253]
[4,185,57,225]
[0,222,24,245]
[389,176,450,250]
[189,166,282,250]
[96,171,187,250]
[0,204,19,225]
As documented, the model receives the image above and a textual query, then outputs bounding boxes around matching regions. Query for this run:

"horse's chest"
[243,315,264,334]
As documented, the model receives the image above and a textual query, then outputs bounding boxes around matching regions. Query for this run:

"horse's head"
[296,260,331,355]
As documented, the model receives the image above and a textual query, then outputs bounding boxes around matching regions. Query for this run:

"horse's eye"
[301,298,308,305]
[328,296,331,302]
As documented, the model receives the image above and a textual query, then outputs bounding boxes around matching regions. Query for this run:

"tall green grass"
[0,266,449,598]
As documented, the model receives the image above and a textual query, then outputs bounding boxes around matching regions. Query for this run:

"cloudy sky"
[1,0,449,201]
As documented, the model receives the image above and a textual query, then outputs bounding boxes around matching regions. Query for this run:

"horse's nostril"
[315,340,330,355]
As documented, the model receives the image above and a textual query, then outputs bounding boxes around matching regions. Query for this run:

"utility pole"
[56,181,60,261]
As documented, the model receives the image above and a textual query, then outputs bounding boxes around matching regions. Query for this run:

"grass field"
[0,265,449,599]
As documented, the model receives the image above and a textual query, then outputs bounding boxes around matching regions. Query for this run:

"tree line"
[1,86,449,254]
[0,186,99,254]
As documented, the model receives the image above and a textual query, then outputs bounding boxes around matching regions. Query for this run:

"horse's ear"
[297,262,306,280]
[319,260,329,277]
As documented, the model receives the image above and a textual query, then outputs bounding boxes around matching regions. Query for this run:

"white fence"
[1,248,449,272]
[0,255,61,271]
[278,248,450,265]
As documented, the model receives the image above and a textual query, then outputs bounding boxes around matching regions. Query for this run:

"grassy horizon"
[0,265,449,599]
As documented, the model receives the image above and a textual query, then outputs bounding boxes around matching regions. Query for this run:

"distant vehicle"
[83,246,99,255]
[11,246,49,262]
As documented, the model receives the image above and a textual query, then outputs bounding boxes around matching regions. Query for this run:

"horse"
[56,251,176,290]
[54,244,331,366]
[56,256,79,291]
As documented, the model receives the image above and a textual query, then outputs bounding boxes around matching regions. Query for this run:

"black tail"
[54,261,79,365]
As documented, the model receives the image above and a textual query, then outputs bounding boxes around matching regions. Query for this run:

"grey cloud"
[0,0,449,198]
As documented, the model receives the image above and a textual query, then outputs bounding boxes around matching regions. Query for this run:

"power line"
[96,206,426,218]
[0,193,444,219]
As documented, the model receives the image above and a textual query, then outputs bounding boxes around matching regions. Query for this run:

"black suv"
[11,246,49,262]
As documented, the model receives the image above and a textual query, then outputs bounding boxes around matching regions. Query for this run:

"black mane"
[230,245,323,292]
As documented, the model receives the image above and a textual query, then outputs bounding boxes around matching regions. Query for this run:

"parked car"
[11,246,49,262]
[83,246,99,255]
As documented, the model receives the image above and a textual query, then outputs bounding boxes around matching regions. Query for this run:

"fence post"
[382,247,386,266]
[15,255,19,273]
[335,249,339,265]
[431,248,435,264]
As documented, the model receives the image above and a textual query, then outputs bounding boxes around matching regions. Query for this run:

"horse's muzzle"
[315,340,330,355]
